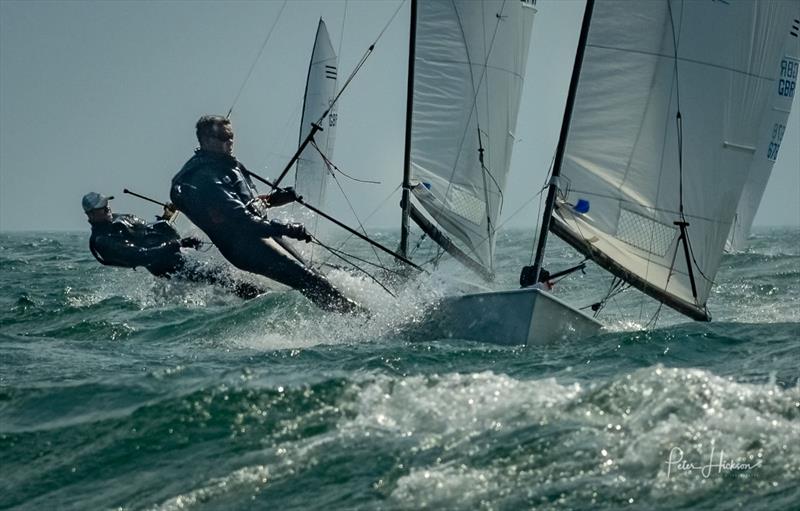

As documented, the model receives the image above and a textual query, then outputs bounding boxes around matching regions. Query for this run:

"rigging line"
[667,0,705,303]
[311,141,380,184]
[661,224,683,304]
[608,287,631,321]
[337,0,348,64]
[430,245,445,269]
[311,140,385,268]
[314,238,403,276]
[476,9,495,265]
[318,184,401,268]
[492,186,541,233]
[588,276,619,315]
[684,232,715,285]
[647,0,700,309]
[475,4,510,258]
[316,0,407,127]
[550,189,727,224]
[529,155,555,264]
[312,239,397,297]
[227,0,289,119]
[633,0,683,307]
[464,174,546,263]
[667,0,686,217]
[590,278,629,318]
[409,232,428,257]
[439,0,508,214]
[646,302,663,329]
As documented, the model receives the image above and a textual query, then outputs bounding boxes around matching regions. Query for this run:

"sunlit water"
[1,228,798,510]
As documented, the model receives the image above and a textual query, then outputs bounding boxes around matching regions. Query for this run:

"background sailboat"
[292,19,339,263]
[727,14,799,251]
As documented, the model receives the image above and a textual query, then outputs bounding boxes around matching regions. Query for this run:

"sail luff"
[531,0,595,282]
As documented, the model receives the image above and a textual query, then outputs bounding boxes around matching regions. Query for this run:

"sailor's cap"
[81,192,114,213]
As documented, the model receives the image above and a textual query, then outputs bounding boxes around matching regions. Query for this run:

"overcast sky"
[1,0,798,233]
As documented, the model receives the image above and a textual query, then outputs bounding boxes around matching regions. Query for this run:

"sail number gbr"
[778,57,798,98]
[767,123,785,161]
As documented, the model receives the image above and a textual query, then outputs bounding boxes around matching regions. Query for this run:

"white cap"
[81,192,113,213]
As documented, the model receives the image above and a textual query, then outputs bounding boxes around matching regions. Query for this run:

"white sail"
[729,23,799,252]
[294,19,338,240]
[408,0,535,273]
[550,0,799,320]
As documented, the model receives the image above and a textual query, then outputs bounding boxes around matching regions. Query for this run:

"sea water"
[1,228,798,510]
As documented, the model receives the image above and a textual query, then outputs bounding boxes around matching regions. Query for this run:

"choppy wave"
[1,228,798,510]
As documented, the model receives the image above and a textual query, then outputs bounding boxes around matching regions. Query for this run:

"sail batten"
[550,0,799,317]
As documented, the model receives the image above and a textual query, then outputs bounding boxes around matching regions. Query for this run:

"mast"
[530,0,595,282]
[399,0,418,258]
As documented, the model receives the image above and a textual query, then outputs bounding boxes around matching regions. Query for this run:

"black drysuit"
[170,150,359,313]
[89,214,264,299]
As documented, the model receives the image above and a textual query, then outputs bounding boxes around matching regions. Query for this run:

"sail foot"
[550,212,710,321]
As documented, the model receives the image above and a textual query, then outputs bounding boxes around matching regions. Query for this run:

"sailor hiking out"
[170,115,361,313]
[82,191,264,299]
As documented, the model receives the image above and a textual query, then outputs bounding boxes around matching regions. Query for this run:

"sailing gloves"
[159,203,178,221]
[285,223,312,243]
[262,187,301,207]
[180,237,203,249]
[274,221,312,243]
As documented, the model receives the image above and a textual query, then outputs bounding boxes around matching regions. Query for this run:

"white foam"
[390,464,501,508]
[227,270,442,351]
[150,464,270,511]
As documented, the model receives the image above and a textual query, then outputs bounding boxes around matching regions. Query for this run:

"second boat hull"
[422,287,602,346]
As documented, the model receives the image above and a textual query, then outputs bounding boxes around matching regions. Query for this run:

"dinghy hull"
[425,288,601,346]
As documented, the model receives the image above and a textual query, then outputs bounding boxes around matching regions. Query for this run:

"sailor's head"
[196,115,234,155]
[82,192,113,223]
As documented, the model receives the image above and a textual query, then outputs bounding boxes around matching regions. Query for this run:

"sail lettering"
[767,123,785,161]
[778,58,798,97]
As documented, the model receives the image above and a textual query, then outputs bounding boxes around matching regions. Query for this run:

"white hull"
[424,287,602,346]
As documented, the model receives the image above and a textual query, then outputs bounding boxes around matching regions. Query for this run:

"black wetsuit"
[89,214,264,299]
[170,149,359,313]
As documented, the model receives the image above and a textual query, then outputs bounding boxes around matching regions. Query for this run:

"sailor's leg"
[222,237,364,313]
[267,251,363,313]
[296,270,363,314]
[172,257,267,299]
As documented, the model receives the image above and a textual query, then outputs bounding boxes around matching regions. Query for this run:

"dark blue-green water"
[1,228,798,510]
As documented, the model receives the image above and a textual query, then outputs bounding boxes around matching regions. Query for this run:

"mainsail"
[548,0,799,320]
[729,14,799,251]
[403,0,536,278]
[294,19,338,241]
